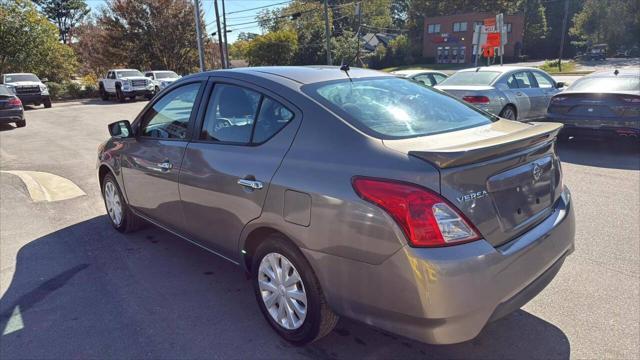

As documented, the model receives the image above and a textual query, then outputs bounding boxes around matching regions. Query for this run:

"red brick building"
[423,12,525,64]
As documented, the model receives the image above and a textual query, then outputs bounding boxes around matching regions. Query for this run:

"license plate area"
[487,156,554,230]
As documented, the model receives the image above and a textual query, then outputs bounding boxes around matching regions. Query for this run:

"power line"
[227,0,292,15]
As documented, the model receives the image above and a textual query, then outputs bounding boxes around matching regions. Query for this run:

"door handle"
[157,161,172,170]
[237,178,263,190]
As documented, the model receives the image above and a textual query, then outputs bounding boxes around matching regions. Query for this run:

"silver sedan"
[436,66,565,121]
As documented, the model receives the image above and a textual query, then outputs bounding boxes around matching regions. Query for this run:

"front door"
[120,81,204,230]
[179,80,300,260]
[531,71,560,116]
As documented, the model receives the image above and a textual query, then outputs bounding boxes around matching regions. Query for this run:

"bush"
[46,82,63,99]
[65,82,83,98]
[46,81,99,100]
[82,83,98,98]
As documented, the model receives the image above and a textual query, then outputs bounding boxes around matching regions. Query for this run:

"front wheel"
[116,87,126,103]
[252,234,338,345]
[102,173,144,233]
[15,120,26,128]
[499,105,517,120]
[43,97,52,108]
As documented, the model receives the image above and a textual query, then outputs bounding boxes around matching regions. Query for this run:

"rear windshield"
[304,77,494,139]
[439,71,501,86]
[0,85,14,96]
[568,76,640,92]
[4,74,39,83]
[156,71,179,79]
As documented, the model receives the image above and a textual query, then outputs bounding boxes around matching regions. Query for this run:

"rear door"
[178,78,301,259]
[120,80,204,231]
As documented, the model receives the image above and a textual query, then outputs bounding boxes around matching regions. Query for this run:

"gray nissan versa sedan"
[97,66,575,345]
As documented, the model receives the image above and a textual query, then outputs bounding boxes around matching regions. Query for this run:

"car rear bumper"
[17,93,48,105]
[303,188,575,345]
[545,114,640,135]
[0,109,24,123]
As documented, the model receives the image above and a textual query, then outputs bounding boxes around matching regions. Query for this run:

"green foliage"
[246,30,299,66]
[47,81,98,100]
[330,31,360,65]
[538,59,576,74]
[570,0,639,52]
[229,39,251,60]
[33,0,90,44]
[0,0,78,82]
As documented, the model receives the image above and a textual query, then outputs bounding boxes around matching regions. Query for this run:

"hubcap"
[258,252,307,330]
[104,181,123,226]
[502,108,516,120]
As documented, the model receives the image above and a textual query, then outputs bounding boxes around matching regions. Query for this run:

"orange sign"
[486,32,501,47]
[483,18,496,27]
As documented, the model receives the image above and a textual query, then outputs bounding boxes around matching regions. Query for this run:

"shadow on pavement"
[0,124,16,132]
[0,216,570,359]
[557,136,640,170]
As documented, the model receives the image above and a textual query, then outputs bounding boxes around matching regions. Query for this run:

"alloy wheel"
[104,181,123,226]
[258,252,308,330]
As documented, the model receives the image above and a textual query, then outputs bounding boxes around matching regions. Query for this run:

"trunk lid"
[548,92,640,118]
[383,120,564,247]
[435,85,496,99]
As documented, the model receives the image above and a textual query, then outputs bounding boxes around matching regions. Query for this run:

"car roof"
[206,66,393,85]
[391,69,446,77]
[112,69,140,72]
[456,66,540,74]
[586,69,640,78]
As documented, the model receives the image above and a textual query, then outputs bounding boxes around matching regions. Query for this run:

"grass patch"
[538,59,577,74]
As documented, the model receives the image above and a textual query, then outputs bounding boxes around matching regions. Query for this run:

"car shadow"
[0,216,570,359]
[557,136,640,170]
[0,123,16,131]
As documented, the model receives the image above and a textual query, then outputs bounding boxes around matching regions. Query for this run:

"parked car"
[98,66,575,346]
[546,69,640,138]
[0,85,25,128]
[391,69,448,86]
[98,69,155,102]
[144,70,181,93]
[1,73,51,108]
[436,66,565,121]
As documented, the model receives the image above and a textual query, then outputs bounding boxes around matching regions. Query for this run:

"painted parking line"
[1,171,86,202]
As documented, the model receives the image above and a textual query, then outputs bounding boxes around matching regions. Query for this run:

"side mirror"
[556,82,565,89]
[108,120,133,138]
[41,78,48,83]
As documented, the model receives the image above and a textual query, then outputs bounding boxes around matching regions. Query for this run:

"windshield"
[304,77,494,139]
[116,70,144,78]
[3,74,40,83]
[439,71,501,86]
[156,71,179,79]
[568,76,640,92]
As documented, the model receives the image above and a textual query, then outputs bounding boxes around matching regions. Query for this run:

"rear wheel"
[15,120,26,128]
[499,105,517,120]
[101,173,144,233]
[252,234,338,345]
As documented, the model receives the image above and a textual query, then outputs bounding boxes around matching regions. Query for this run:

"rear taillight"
[352,177,481,247]
[8,98,22,107]
[621,96,640,103]
[462,95,490,104]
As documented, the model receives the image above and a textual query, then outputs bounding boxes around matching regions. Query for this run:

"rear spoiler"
[408,122,563,168]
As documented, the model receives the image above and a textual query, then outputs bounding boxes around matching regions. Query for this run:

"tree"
[570,0,639,52]
[330,30,360,65]
[0,0,77,81]
[245,30,298,66]
[72,18,112,78]
[94,0,217,74]
[33,0,90,44]
[522,0,548,56]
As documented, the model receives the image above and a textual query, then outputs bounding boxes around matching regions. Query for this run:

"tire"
[155,86,160,93]
[15,120,26,128]
[101,173,144,233]
[43,97,52,108]
[252,234,338,345]
[116,86,125,103]
[100,85,109,101]
[499,105,517,120]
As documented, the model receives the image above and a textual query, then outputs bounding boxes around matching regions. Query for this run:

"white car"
[391,69,448,87]
[144,71,181,92]
[1,73,51,108]
[99,69,154,102]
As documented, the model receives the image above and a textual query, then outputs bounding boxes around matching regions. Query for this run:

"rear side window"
[200,84,294,144]
[508,72,535,89]
[432,73,447,84]
[305,77,494,139]
[140,82,201,139]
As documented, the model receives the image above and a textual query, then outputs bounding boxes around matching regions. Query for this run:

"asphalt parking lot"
[0,100,638,359]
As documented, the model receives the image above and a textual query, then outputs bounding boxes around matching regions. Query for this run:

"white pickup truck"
[1,73,51,108]
[98,69,155,102]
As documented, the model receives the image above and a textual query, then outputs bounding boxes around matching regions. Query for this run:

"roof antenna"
[614,69,619,76]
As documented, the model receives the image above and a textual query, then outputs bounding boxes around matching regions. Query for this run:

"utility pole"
[193,0,206,71]
[323,0,332,65]
[222,0,230,68]
[213,0,225,69]
[558,0,570,72]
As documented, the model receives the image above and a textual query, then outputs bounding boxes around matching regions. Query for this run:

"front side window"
[532,72,554,89]
[305,77,494,139]
[439,71,501,86]
[413,74,433,86]
[140,82,201,139]
[200,84,294,144]
[432,73,447,84]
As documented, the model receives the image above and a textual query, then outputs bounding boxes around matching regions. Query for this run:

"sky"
[87,0,289,43]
